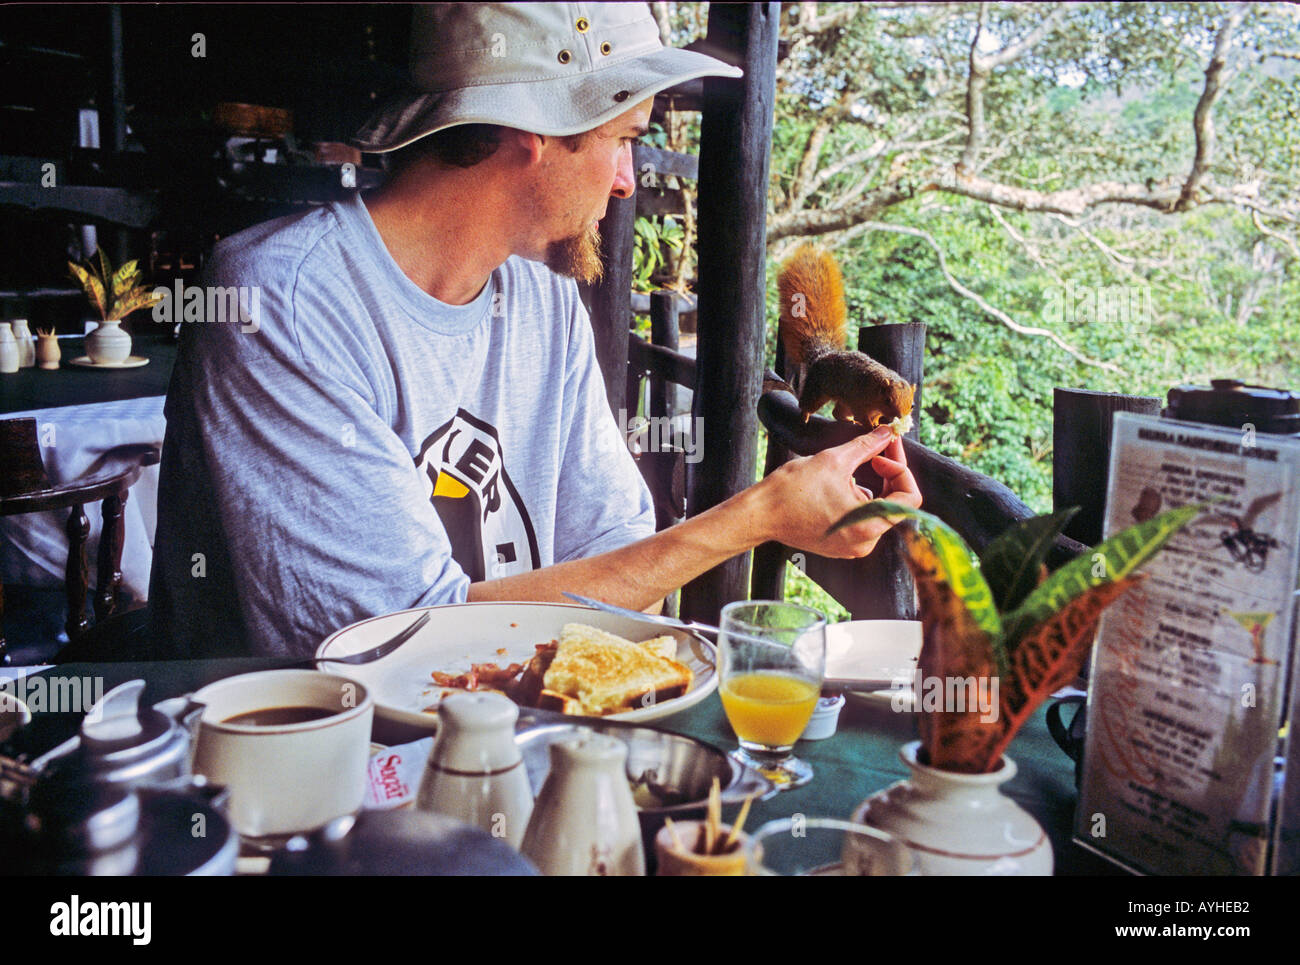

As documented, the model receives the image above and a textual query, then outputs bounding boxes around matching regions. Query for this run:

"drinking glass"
[747,818,917,876]
[717,600,826,790]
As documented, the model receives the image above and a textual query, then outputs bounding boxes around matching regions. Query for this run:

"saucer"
[70,356,150,369]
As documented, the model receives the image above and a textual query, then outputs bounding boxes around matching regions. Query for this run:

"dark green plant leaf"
[978,507,1079,616]
[1001,503,1201,646]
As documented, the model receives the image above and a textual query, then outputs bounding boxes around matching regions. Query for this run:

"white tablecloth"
[1,396,165,602]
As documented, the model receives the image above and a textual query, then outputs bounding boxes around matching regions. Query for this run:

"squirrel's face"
[890,381,916,416]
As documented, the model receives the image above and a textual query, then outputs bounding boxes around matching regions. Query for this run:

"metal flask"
[6,680,238,875]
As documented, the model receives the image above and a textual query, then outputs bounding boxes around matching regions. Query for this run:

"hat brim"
[352,47,743,154]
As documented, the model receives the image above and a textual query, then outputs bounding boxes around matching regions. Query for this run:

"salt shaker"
[415,692,533,848]
[520,729,644,876]
[10,320,34,368]
[0,324,18,374]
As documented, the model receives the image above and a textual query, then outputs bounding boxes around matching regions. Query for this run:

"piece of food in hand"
[887,412,913,437]
[544,623,693,715]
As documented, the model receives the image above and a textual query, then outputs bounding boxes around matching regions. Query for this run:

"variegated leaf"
[980,575,1142,772]
[69,261,106,319]
[1001,503,1200,647]
[831,499,1002,647]
[979,507,1078,615]
[903,527,1005,774]
[110,259,140,298]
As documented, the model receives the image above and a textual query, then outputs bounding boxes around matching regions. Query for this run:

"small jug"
[10,319,34,368]
[415,692,533,848]
[520,729,644,876]
[0,323,17,374]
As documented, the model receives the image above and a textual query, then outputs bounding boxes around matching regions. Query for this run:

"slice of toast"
[544,623,693,715]
[637,635,679,661]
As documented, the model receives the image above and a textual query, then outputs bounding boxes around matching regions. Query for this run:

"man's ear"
[507,128,546,165]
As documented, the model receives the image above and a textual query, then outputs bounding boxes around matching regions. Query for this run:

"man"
[149,3,921,658]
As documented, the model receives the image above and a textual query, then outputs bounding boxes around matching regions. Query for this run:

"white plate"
[824,619,922,690]
[69,355,150,369]
[315,602,717,730]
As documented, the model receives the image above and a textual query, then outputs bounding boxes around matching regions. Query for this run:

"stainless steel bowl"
[515,710,773,865]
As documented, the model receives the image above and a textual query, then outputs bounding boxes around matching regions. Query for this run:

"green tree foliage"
[640,2,1298,614]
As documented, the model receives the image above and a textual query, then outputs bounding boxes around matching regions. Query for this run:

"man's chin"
[544,224,604,285]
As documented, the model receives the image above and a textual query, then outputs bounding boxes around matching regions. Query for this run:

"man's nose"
[610,143,636,199]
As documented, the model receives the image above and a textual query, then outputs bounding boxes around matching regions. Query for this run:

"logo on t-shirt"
[415,410,540,582]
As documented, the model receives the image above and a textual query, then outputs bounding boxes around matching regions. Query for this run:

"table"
[0,334,177,415]
[2,657,1121,875]
[1,334,175,607]
[0,396,165,602]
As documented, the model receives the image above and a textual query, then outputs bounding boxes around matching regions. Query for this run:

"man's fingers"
[833,426,894,469]
[870,454,905,476]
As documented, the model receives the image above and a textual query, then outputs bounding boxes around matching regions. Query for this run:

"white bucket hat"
[352,2,743,153]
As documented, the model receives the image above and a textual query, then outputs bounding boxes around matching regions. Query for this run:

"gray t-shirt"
[149,192,654,658]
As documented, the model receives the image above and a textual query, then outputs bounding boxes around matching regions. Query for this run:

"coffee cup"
[191,670,374,839]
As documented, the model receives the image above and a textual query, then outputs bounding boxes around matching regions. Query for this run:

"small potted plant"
[68,247,163,365]
[828,499,1200,874]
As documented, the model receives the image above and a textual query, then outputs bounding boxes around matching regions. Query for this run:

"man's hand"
[755,425,921,559]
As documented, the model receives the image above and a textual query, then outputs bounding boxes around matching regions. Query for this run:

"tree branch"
[990,205,1064,284]
[836,221,1123,372]
[1252,209,1300,260]
[1177,7,1247,211]
[960,4,1069,172]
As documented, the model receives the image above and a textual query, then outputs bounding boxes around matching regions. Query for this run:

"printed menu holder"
[1074,411,1300,875]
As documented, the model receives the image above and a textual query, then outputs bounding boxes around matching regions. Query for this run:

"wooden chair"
[0,417,159,663]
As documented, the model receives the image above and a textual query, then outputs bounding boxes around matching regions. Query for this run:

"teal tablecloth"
[4,658,1120,875]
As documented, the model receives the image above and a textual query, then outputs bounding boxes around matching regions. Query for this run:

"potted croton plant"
[828,499,1200,875]
[68,246,162,365]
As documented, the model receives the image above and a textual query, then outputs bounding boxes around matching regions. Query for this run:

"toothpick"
[724,791,757,849]
[664,816,685,853]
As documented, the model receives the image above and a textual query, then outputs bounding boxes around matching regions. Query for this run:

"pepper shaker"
[520,729,644,876]
[415,692,533,848]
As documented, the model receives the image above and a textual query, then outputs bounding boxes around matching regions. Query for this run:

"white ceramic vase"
[851,740,1053,875]
[86,318,132,364]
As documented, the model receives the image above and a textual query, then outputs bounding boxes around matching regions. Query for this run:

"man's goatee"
[545,222,604,285]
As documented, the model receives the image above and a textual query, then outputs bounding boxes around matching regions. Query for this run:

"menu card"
[1075,412,1300,875]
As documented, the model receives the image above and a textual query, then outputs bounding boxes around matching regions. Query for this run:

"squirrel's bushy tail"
[777,243,848,366]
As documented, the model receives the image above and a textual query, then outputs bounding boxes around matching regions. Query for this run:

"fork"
[304,611,432,668]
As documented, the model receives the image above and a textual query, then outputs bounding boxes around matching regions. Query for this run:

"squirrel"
[776,243,916,430]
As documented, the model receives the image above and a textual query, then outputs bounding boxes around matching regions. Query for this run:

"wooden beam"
[680,2,780,624]
[586,194,638,416]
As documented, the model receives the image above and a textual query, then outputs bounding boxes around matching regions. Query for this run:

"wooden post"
[841,322,927,619]
[1053,388,1161,546]
[856,322,926,443]
[680,2,780,624]
[649,290,680,419]
[587,193,638,420]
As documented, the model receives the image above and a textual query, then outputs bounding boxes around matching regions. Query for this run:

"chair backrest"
[0,418,51,499]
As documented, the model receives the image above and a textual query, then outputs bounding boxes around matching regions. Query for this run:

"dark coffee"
[222,706,338,726]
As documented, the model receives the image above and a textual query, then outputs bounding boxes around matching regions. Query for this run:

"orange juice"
[721,672,820,748]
